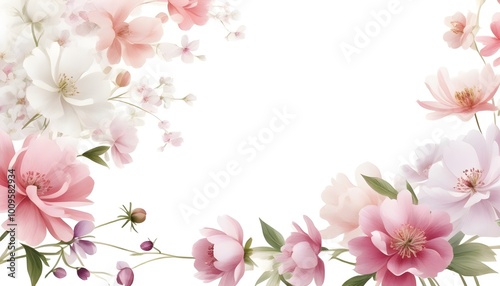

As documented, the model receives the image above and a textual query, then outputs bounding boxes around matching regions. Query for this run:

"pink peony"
[87,0,164,68]
[319,162,385,245]
[419,125,500,236]
[192,215,245,286]
[275,216,325,286]
[349,191,453,286]
[0,131,94,246]
[167,0,211,30]
[476,13,500,66]
[417,64,500,121]
[443,11,477,49]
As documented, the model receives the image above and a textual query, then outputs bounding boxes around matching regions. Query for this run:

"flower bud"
[131,208,146,224]
[115,70,131,87]
[140,240,154,251]
[53,267,67,278]
[156,12,168,23]
[77,267,90,280]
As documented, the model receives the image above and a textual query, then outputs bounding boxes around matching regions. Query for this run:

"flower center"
[450,21,465,34]
[22,171,52,195]
[390,224,427,259]
[58,73,79,97]
[454,87,479,108]
[454,168,484,193]
[205,244,217,267]
[116,23,130,38]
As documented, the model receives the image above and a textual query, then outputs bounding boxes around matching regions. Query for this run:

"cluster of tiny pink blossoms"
[0,0,245,168]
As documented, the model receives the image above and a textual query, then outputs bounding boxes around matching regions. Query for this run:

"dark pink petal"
[358,205,384,235]
[77,268,90,280]
[349,236,389,274]
[116,267,134,286]
[314,259,325,286]
[380,270,416,286]
[423,210,453,240]
[303,215,322,248]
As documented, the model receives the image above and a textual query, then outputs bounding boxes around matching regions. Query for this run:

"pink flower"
[275,216,325,286]
[0,131,94,245]
[319,162,385,245]
[417,64,500,121]
[87,0,164,68]
[109,117,139,168]
[116,261,134,286]
[167,0,211,30]
[349,191,453,286]
[399,142,444,186]
[192,215,245,286]
[419,125,500,236]
[65,220,97,264]
[476,13,500,66]
[162,131,183,147]
[443,12,477,49]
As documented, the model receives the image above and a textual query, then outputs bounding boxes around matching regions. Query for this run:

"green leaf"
[22,244,45,286]
[406,181,418,204]
[448,243,497,276]
[82,145,110,156]
[81,153,109,168]
[255,271,273,285]
[342,274,374,286]
[330,248,349,259]
[448,232,465,248]
[0,230,8,241]
[279,275,293,286]
[361,175,398,199]
[259,219,285,251]
[244,237,253,250]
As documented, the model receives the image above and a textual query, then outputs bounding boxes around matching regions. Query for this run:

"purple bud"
[77,267,90,280]
[53,267,67,278]
[140,240,154,251]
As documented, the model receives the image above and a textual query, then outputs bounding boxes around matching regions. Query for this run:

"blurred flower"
[349,191,453,286]
[115,70,131,87]
[87,0,163,68]
[320,162,385,245]
[53,267,67,278]
[77,267,90,280]
[275,215,325,286]
[167,0,211,30]
[398,143,444,187]
[116,261,134,286]
[23,43,113,136]
[417,64,500,121]
[109,117,139,168]
[476,13,500,66]
[226,26,246,41]
[163,132,183,147]
[65,221,97,264]
[443,12,477,49]
[182,93,197,105]
[0,131,94,245]
[192,215,245,286]
[419,125,500,236]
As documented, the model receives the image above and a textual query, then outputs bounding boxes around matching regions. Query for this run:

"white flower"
[23,43,113,135]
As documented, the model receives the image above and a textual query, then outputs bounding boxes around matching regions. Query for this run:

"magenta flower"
[443,11,477,49]
[65,220,97,264]
[275,216,325,286]
[140,239,154,251]
[53,267,67,278]
[476,13,500,66]
[167,0,211,30]
[192,215,245,286]
[419,125,500,236]
[417,65,500,121]
[349,191,453,286]
[0,131,94,246]
[87,0,163,67]
[116,261,134,286]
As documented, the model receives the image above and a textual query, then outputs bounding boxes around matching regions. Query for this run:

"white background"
[4,0,500,285]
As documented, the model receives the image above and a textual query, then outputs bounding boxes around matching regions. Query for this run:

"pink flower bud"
[116,71,131,87]
[156,12,168,23]
[77,268,90,280]
[140,240,154,251]
[53,267,67,278]
[131,208,146,224]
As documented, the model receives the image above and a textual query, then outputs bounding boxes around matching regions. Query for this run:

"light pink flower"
[417,64,500,121]
[87,0,164,68]
[275,216,325,286]
[476,13,500,66]
[319,162,385,245]
[110,117,139,168]
[399,142,444,186]
[443,12,477,49]
[418,125,500,236]
[65,220,97,264]
[162,131,183,147]
[0,131,94,245]
[349,191,453,286]
[192,215,245,286]
[167,0,211,30]
[226,25,246,41]
[116,261,134,286]
[158,35,200,63]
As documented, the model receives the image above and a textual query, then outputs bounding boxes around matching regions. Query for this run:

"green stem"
[464,235,479,244]
[459,274,468,286]
[474,114,482,133]
[109,99,162,121]
[31,23,39,47]
[330,257,356,266]
[132,256,174,270]
[95,218,127,229]
[93,241,137,254]
[44,250,63,278]
[473,276,480,286]
[419,277,427,286]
